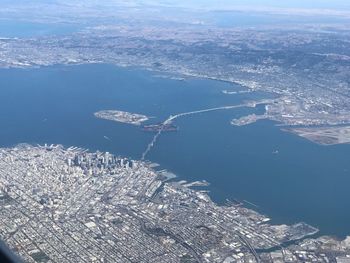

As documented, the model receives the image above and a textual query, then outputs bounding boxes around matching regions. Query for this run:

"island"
[231,114,268,126]
[94,110,149,126]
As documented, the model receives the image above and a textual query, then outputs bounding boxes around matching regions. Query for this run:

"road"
[141,103,256,160]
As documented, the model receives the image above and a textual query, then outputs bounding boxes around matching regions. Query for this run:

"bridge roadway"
[141,102,257,160]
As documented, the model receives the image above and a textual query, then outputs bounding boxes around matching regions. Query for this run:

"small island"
[231,114,268,126]
[94,110,149,126]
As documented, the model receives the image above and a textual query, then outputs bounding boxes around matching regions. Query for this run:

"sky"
[3,0,350,24]
[5,0,350,11]
[153,0,350,10]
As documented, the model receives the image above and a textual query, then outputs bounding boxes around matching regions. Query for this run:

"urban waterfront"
[0,63,349,238]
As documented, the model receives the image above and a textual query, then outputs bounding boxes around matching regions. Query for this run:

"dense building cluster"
[1,2,350,262]
[0,144,349,262]
[1,21,350,144]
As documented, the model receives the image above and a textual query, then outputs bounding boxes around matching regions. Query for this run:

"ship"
[142,123,178,132]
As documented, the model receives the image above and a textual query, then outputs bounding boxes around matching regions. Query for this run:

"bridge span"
[141,102,257,160]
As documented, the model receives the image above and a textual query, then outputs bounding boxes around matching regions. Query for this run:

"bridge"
[141,102,258,160]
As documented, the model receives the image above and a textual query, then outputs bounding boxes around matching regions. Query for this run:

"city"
[0,144,349,262]
[1,1,350,262]
[1,22,350,144]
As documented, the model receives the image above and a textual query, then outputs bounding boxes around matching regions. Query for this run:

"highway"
[237,234,261,263]
[141,103,255,160]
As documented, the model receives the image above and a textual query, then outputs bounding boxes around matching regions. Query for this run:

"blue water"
[0,64,349,238]
[209,11,350,27]
[0,20,80,38]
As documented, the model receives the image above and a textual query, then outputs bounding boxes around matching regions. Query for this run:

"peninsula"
[0,144,349,262]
